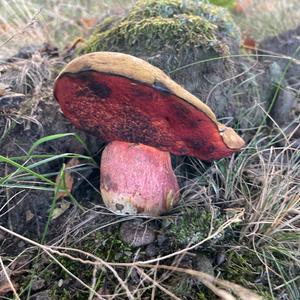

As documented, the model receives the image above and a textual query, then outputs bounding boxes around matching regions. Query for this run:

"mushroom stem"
[100,141,180,216]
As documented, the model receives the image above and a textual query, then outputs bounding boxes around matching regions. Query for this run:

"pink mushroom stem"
[100,141,180,216]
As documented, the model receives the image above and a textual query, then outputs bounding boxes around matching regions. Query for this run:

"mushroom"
[54,52,244,216]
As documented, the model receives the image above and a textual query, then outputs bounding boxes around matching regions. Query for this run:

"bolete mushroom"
[54,52,244,216]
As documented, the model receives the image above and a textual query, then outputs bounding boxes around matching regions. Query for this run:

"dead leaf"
[0,269,18,297]
[234,0,252,13]
[55,158,80,199]
[0,84,8,97]
[243,36,257,52]
[0,23,12,32]
[25,210,34,222]
[51,199,71,220]
[80,17,97,29]
[0,280,15,296]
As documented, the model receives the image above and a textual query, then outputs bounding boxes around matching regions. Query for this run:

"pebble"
[157,234,167,247]
[145,243,158,257]
[17,241,25,248]
[194,254,214,277]
[120,219,156,247]
[30,290,52,300]
[0,231,5,240]
[31,278,46,291]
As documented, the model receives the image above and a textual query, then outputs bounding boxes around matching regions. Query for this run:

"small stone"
[114,252,122,261]
[157,234,167,247]
[145,243,158,257]
[120,220,156,247]
[31,278,45,291]
[30,290,53,300]
[57,279,64,287]
[17,241,25,248]
[0,84,8,96]
[0,231,5,240]
[25,210,35,222]
[194,254,214,277]
[216,251,226,266]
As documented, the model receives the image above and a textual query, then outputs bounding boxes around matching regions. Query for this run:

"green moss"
[95,15,122,33]
[221,250,274,299]
[89,231,133,262]
[167,209,227,246]
[128,0,239,36]
[81,0,239,62]
[208,0,236,10]
[127,0,182,20]
[39,231,134,299]
[50,287,76,300]
[86,15,216,54]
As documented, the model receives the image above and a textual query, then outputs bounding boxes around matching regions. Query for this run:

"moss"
[209,0,236,9]
[95,15,122,33]
[50,287,77,300]
[38,231,134,299]
[81,0,239,61]
[128,0,239,37]
[127,0,182,20]
[83,16,220,64]
[87,15,216,53]
[220,250,274,299]
[167,209,227,246]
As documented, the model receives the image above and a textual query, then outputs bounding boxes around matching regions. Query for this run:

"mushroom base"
[100,141,180,216]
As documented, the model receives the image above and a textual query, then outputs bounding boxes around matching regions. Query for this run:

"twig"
[0,255,21,300]
[0,8,42,49]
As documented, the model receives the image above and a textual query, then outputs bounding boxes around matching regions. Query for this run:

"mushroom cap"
[54,52,244,160]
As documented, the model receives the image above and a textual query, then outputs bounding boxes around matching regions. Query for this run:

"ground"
[0,0,300,299]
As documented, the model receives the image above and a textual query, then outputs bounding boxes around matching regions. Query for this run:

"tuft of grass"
[0,0,134,58]
[234,0,300,41]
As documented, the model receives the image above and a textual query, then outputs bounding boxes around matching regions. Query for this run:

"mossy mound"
[81,0,265,128]
[84,0,240,55]
[90,15,218,56]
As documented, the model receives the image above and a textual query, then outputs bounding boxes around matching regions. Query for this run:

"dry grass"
[0,210,263,300]
[235,0,300,41]
[0,0,134,58]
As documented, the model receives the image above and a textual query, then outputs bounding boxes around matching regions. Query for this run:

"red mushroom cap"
[54,52,244,161]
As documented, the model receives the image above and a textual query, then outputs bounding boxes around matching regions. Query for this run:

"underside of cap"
[54,52,244,160]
